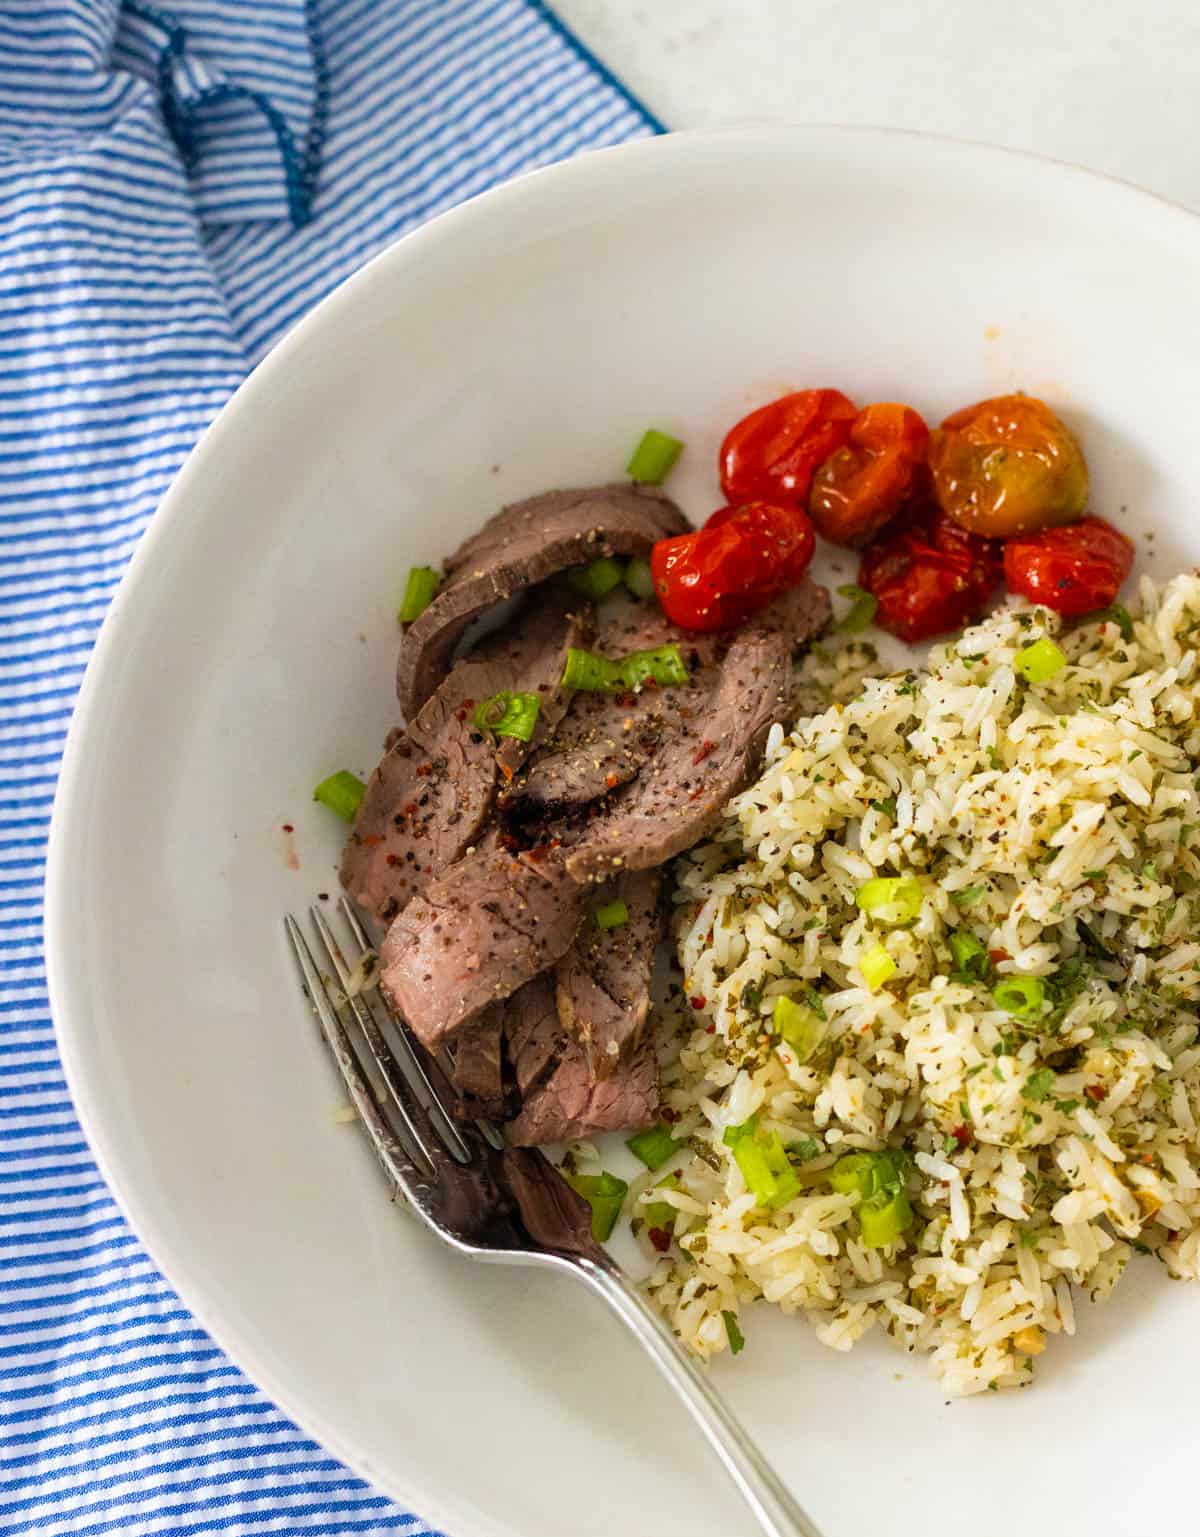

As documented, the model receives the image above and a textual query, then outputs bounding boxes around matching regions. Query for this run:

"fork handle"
[574,1254,824,1537]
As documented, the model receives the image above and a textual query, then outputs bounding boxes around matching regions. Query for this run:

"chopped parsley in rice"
[643,574,1200,1396]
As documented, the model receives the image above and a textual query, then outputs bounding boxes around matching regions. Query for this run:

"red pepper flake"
[951,1124,972,1149]
[455,707,467,722]
[360,834,384,847]
[1085,1083,1106,1102]
[415,762,433,777]
[691,739,717,766]
[617,692,637,709]
[705,1023,716,1034]
[648,1227,671,1253]
[499,761,514,783]
[281,823,294,834]
[989,948,1011,964]
[386,854,400,867]
[605,772,620,789]
[690,995,707,1010]
[462,698,475,710]
[403,801,419,818]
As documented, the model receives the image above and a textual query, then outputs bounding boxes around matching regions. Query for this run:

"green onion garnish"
[834,584,879,634]
[627,427,683,485]
[722,1113,758,1147]
[859,1187,914,1248]
[563,1170,628,1242]
[829,1148,908,1204]
[722,1310,746,1355]
[623,556,655,599]
[1024,1067,1056,1102]
[568,556,624,600]
[855,875,922,926]
[1015,637,1067,683]
[595,898,629,930]
[1091,603,1134,641]
[949,930,988,979]
[730,1128,801,1210]
[952,885,987,908]
[993,975,1046,1019]
[561,642,688,693]
[859,942,897,991]
[472,690,541,742]
[398,565,441,623]
[626,1123,677,1170]
[772,995,824,1062]
[313,770,366,822]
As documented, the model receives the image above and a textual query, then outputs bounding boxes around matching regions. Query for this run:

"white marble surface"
[557,0,1200,211]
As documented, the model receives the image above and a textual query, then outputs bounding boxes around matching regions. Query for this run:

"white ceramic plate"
[48,127,1200,1537]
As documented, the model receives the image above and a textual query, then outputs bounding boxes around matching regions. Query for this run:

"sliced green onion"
[568,556,624,599]
[860,942,897,992]
[834,584,879,634]
[855,876,922,927]
[859,1188,914,1248]
[472,690,541,742]
[993,975,1046,1019]
[1091,603,1134,641]
[563,1170,628,1242]
[772,995,824,1062]
[627,427,683,485]
[595,898,630,931]
[730,1130,801,1210]
[627,1123,677,1170]
[1024,1067,1056,1102]
[722,1310,746,1355]
[949,930,988,979]
[829,1152,877,1198]
[313,770,366,822]
[619,643,689,689]
[398,565,441,623]
[561,643,689,693]
[624,555,656,599]
[1015,637,1067,683]
[722,1113,759,1147]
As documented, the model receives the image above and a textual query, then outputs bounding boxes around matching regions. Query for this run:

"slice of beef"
[503,974,561,1100]
[379,843,584,1051]
[562,578,831,883]
[396,484,688,716]
[502,601,721,816]
[341,595,588,922]
[444,1006,506,1118]
[554,869,663,1078]
[505,1033,659,1146]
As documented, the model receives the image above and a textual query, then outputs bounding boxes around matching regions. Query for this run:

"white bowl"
[47,126,1200,1537]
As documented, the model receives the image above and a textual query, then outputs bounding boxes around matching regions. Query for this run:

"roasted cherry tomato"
[719,389,856,509]
[930,394,1089,537]
[809,403,930,547]
[859,506,1002,644]
[1003,516,1134,617]
[651,501,816,631]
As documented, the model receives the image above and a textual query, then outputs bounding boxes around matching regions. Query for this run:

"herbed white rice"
[640,574,1200,1395]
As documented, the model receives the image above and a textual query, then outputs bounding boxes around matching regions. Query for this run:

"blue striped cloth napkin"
[0,4,659,1533]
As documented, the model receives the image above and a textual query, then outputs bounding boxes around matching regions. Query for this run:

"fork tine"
[284,915,434,1181]
[335,896,473,1163]
[306,906,448,1171]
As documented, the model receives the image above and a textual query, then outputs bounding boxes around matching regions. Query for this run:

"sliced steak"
[379,844,584,1051]
[555,869,663,1078]
[445,1006,506,1118]
[505,1033,659,1146]
[397,484,688,715]
[503,601,724,815]
[503,974,561,1100]
[341,595,588,921]
[562,579,831,882]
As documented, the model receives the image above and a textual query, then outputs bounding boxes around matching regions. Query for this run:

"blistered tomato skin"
[1003,516,1135,617]
[719,389,856,509]
[651,502,817,632]
[930,394,1089,538]
[859,507,1002,644]
[809,403,930,547]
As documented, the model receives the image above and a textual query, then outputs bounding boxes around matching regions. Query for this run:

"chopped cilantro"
[722,1310,745,1355]
[870,796,898,818]
[952,886,987,908]
[1024,1068,1056,1102]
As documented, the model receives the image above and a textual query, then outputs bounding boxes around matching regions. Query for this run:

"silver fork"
[286,898,824,1537]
